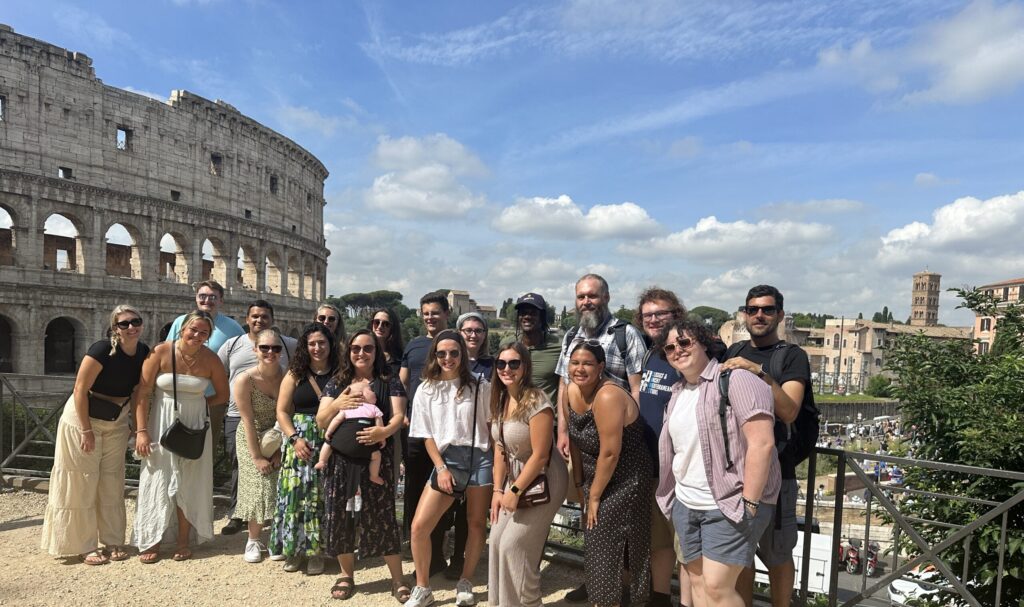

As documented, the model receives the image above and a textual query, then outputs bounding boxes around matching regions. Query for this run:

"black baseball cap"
[516,292,546,311]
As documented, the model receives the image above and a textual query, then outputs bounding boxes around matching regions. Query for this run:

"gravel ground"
[0,488,583,606]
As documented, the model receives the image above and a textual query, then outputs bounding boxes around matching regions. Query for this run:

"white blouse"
[409,378,492,454]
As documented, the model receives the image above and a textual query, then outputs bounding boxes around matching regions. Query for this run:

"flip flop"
[139,549,160,564]
[83,550,109,566]
[108,546,130,561]
[172,547,192,561]
[331,576,356,600]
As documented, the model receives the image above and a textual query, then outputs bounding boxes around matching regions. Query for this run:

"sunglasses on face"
[197,294,219,302]
[258,345,283,354]
[435,349,461,359]
[317,314,338,323]
[350,344,375,355]
[461,328,485,336]
[662,337,694,354]
[742,305,778,316]
[115,318,143,330]
[372,318,390,329]
[495,359,522,371]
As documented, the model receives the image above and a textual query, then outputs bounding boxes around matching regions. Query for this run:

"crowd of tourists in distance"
[40,274,820,607]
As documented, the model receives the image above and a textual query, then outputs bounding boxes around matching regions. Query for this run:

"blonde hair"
[109,304,143,356]
[177,309,215,341]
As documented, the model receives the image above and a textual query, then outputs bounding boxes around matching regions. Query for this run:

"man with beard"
[500,292,560,402]
[555,274,648,604]
[635,287,689,607]
[217,300,297,536]
[720,284,816,607]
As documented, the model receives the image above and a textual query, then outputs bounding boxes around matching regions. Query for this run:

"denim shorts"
[757,478,798,567]
[672,499,775,567]
[439,445,493,487]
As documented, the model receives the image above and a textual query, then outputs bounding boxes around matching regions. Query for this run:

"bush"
[865,375,893,397]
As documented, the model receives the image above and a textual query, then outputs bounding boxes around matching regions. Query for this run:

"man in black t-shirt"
[721,285,814,607]
[399,290,451,578]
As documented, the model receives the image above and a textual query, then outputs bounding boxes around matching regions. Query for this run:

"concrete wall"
[0,24,331,374]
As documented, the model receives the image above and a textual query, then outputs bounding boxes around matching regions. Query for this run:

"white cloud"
[54,7,128,49]
[618,216,834,262]
[491,195,661,240]
[122,86,166,102]
[913,172,959,187]
[43,215,78,238]
[668,136,702,160]
[364,134,488,219]
[278,105,354,137]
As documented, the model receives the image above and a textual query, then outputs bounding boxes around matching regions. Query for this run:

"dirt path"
[0,489,582,606]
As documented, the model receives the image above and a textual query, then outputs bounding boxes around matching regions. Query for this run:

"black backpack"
[723,340,820,466]
[563,319,630,361]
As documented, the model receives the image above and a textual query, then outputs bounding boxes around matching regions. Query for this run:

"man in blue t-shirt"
[164,280,245,353]
[635,287,688,607]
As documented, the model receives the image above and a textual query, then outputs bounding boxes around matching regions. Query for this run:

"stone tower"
[910,271,941,326]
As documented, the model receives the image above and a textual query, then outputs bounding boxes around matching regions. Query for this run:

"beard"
[578,304,609,332]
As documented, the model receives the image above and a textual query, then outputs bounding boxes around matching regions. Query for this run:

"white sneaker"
[406,585,435,607]
[455,578,476,606]
[268,546,286,561]
[244,539,265,563]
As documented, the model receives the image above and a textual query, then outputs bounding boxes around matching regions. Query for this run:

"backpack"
[564,319,630,361]
[723,340,820,466]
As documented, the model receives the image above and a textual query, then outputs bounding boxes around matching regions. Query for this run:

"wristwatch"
[510,484,522,495]
[757,364,769,380]
[436,464,448,473]
[288,432,300,444]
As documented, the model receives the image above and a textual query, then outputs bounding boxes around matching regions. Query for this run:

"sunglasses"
[495,359,522,371]
[435,349,461,359]
[115,318,143,330]
[258,344,283,354]
[743,305,778,316]
[197,293,219,302]
[317,314,338,323]
[662,337,694,354]
[372,318,390,329]
[461,328,485,336]
[350,344,375,355]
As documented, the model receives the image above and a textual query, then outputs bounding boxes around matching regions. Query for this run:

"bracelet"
[742,497,760,509]
[493,489,504,494]
[435,464,448,472]
[137,429,148,434]
[81,428,94,434]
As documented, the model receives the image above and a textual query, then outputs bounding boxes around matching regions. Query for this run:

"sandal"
[331,576,356,600]
[83,550,109,566]
[108,546,130,562]
[172,547,192,561]
[391,579,412,604]
[139,549,160,564]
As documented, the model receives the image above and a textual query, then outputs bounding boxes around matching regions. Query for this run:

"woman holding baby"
[317,328,409,602]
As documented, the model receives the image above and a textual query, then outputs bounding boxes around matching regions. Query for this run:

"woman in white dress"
[132,310,229,563]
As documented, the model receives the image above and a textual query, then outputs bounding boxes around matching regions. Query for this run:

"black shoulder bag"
[159,340,210,460]
[430,380,478,499]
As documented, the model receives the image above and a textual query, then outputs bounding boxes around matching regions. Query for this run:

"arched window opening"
[159,233,189,284]
[105,223,142,279]
[43,214,83,273]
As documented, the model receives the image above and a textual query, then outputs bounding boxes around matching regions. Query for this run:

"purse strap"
[307,373,323,399]
[469,378,478,457]
[171,339,179,415]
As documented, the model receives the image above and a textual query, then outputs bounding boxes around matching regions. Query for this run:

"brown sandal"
[83,550,109,566]
[108,546,130,561]
[139,549,160,564]
[391,579,411,604]
[331,576,356,600]
[172,547,192,561]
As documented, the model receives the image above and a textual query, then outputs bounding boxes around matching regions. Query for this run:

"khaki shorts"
[651,487,674,552]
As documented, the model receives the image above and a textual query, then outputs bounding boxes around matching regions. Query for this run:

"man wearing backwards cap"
[500,292,560,403]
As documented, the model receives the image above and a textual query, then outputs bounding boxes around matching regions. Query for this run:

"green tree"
[884,288,1024,606]
[689,306,731,331]
[864,374,892,397]
[613,305,634,324]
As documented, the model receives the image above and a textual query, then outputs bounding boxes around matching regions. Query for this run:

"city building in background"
[973,277,1024,355]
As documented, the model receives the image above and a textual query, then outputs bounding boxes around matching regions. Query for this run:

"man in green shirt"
[500,293,559,403]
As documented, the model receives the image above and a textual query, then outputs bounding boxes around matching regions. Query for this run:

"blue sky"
[8,0,1024,325]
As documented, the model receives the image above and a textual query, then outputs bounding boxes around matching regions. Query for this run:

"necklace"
[177,344,200,371]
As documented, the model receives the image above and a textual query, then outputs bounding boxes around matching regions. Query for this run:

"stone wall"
[0,24,331,374]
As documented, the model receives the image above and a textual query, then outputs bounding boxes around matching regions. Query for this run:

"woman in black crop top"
[41,304,150,565]
[269,322,339,574]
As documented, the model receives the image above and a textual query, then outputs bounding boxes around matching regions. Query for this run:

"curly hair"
[288,322,339,380]
[633,286,687,331]
[655,318,716,356]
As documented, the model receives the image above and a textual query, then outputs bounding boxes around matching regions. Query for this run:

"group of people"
[39,274,816,607]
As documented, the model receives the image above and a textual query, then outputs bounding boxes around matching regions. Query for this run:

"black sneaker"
[221,518,244,536]
[565,583,588,603]
[444,559,464,580]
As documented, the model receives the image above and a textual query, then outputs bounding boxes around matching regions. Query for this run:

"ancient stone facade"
[0,25,330,374]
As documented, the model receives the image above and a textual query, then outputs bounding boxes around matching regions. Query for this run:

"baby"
[316,379,386,485]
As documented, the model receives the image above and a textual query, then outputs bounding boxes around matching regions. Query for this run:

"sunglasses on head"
[350,344,375,355]
[662,337,694,354]
[372,318,390,329]
[435,349,461,359]
[317,314,338,323]
[495,359,522,371]
[742,305,778,316]
[257,344,283,353]
[115,318,143,329]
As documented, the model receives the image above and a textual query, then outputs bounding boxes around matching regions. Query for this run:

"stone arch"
[44,315,87,374]
[104,222,143,279]
[236,244,258,291]
[287,253,301,298]
[0,313,14,372]
[42,212,85,273]
[265,249,284,295]
[159,232,190,284]
[201,237,228,285]
[302,258,315,300]
[0,204,15,267]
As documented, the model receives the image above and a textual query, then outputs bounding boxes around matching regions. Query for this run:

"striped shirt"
[554,316,647,388]
[656,359,781,523]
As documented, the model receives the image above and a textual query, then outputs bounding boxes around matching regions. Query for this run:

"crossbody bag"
[498,395,551,508]
[159,340,210,460]
[430,380,479,499]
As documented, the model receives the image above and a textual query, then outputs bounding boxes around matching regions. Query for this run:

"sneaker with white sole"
[244,539,265,563]
[455,578,476,606]
[406,586,435,607]
[305,554,324,576]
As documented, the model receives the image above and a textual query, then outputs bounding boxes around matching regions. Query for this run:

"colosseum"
[0,24,330,375]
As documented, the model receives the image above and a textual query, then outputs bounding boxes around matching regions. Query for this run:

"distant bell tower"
[910,271,941,326]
